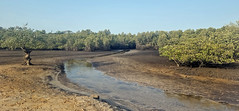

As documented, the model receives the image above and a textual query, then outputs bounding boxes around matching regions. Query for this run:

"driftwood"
[21,47,32,65]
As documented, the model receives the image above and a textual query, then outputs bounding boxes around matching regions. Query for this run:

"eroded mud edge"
[45,63,135,111]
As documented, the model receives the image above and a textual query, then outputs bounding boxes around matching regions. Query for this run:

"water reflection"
[64,60,238,111]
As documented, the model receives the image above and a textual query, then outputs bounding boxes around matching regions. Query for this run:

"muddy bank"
[1,50,239,110]
[91,50,239,107]
[65,59,239,110]
[0,50,114,111]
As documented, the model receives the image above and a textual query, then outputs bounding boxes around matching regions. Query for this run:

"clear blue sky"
[0,0,238,34]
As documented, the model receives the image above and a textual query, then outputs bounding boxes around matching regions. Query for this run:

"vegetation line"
[0,21,238,66]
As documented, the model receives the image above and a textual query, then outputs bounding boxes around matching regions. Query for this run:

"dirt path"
[91,50,239,107]
[0,50,114,111]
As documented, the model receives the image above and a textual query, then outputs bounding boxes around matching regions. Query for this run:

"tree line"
[0,27,137,51]
[0,21,238,66]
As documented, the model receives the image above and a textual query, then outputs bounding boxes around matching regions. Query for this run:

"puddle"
[64,60,238,111]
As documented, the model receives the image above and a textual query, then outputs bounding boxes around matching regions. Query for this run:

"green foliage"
[0,21,239,67]
[159,22,239,67]
[136,31,159,50]
[84,34,96,51]
[0,27,137,51]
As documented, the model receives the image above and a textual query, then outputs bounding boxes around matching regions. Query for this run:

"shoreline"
[90,50,239,108]
[55,61,139,110]
[61,55,239,110]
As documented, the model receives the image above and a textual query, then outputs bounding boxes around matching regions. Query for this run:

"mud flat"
[64,59,239,110]
[91,50,239,109]
[0,50,114,111]
[1,50,239,110]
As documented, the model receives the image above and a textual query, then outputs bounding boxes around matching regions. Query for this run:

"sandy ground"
[91,50,239,107]
[0,50,114,111]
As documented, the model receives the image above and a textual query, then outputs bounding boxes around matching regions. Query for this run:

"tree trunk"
[199,61,204,68]
[173,59,180,67]
[21,47,32,65]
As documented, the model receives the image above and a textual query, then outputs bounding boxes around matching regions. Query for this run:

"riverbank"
[0,50,114,111]
[1,50,239,110]
[91,50,239,107]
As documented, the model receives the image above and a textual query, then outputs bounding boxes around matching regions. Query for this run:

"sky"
[0,0,239,34]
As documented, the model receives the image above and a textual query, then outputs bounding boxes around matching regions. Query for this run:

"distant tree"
[102,37,111,50]
[84,34,96,51]
[2,37,19,50]
[73,39,85,51]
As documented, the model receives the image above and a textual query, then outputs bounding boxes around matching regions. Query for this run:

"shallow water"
[64,60,238,111]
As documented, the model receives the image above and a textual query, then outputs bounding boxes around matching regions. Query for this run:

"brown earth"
[1,49,239,110]
[0,50,114,111]
[91,50,239,107]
